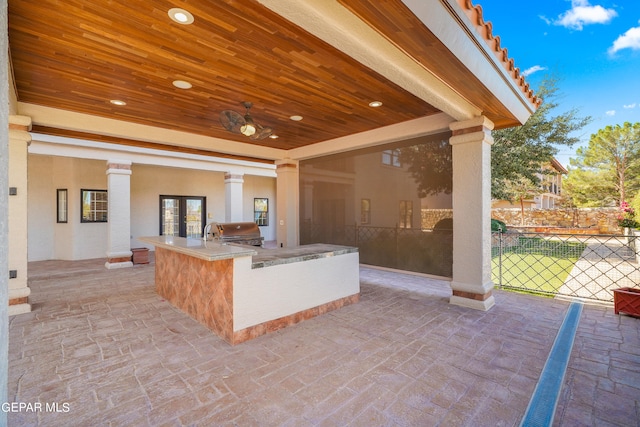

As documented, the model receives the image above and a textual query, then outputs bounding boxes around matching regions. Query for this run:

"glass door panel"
[185,198,204,238]
[161,197,180,236]
[160,196,206,238]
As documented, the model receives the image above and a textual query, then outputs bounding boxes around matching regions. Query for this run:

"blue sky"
[476,0,640,167]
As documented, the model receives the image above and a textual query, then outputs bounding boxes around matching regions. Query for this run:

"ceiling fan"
[219,102,273,140]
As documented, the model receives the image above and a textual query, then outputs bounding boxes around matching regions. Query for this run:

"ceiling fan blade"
[219,110,245,134]
[251,123,273,140]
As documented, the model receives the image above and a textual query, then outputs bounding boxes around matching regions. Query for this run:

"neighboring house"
[492,157,567,209]
[3,0,539,325]
[300,147,430,233]
[534,158,568,209]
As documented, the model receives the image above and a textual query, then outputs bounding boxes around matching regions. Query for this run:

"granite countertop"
[140,237,357,267]
[249,243,358,269]
[139,236,256,261]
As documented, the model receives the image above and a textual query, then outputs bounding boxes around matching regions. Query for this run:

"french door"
[160,196,206,239]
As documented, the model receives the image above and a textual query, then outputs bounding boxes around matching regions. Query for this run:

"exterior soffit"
[257,0,481,122]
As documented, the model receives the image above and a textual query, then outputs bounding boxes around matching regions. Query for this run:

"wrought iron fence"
[492,231,640,302]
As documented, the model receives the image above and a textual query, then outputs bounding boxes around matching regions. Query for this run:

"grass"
[492,237,587,295]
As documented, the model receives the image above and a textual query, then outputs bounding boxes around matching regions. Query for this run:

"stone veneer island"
[139,236,360,345]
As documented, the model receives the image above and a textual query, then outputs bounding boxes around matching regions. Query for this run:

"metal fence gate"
[492,231,640,302]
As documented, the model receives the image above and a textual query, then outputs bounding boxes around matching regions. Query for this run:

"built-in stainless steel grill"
[203,222,263,247]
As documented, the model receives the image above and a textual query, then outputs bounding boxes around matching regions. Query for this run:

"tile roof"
[458,0,542,108]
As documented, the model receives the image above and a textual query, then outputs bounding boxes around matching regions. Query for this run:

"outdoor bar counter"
[139,236,360,345]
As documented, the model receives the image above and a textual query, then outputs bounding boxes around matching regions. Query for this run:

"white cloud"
[522,65,548,77]
[555,0,617,30]
[623,103,637,109]
[539,15,552,25]
[606,110,616,116]
[609,23,640,54]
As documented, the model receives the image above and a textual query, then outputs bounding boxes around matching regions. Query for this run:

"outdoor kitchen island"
[139,236,360,345]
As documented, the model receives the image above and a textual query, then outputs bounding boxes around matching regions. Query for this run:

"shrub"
[491,218,507,232]
[617,201,639,229]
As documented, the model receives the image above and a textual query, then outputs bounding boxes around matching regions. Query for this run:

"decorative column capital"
[106,160,132,175]
[449,116,494,133]
[8,115,33,146]
[275,158,299,170]
[449,116,494,146]
[224,173,244,183]
[9,115,32,131]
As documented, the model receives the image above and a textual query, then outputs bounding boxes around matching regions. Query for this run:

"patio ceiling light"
[168,8,194,25]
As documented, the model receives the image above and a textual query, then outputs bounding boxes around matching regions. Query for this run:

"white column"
[449,116,495,311]
[276,159,299,247]
[105,160,133,269]
[8,115,32,315]
[224,173,244,222]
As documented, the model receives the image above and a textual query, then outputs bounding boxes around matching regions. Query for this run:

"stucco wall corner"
[1,0,11,422]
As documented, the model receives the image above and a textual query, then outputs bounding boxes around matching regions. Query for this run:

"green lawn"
[492,237,587,295]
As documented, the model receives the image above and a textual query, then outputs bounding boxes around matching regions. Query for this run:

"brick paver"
[6,258,639,426]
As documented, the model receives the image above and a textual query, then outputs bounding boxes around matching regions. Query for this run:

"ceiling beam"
[18,103,288,161]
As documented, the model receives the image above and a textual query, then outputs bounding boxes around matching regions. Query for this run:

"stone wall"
[422,207,622,234]
[421,209,453,229]
[491,207,621,234]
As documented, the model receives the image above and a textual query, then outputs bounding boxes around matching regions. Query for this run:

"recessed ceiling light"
[289,115,303,121]
[269,134,279,139]
[369,101,383,107]
[168,8,194,25]
[172,80,192,89]
[110,99,126,106]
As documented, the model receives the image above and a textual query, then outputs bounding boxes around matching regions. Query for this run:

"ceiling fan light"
[240,122,256,136]
[240,119,256,136]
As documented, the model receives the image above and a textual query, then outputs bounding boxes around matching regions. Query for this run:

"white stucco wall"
[28,156,108,261]
[242,174,277,241]
[130,164,226,249]
[28,157,277,260]
[233,252,360,330]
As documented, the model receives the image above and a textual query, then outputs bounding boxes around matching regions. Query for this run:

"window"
[382,149,401,167]
[254,198,268,226]
[57,189,68,223]
[81,189,108,223]
[361,199,371,224]
[399,200,413,229]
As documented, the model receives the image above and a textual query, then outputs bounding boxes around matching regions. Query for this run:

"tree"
[566,122,640,207]
[399,138,452,197]
[503,177,541,225]
[491,75,591,201]
[563,166,615,207]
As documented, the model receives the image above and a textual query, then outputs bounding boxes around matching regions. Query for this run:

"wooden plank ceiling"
[8,0,523,155]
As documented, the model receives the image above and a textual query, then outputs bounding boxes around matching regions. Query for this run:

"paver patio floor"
[7,257,640,426]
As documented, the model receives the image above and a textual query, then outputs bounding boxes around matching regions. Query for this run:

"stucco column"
[105,160,132,269]
[275,159,299,247]
[8,115,32,315]
[224,173,244,222]
[449,116,495,311]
